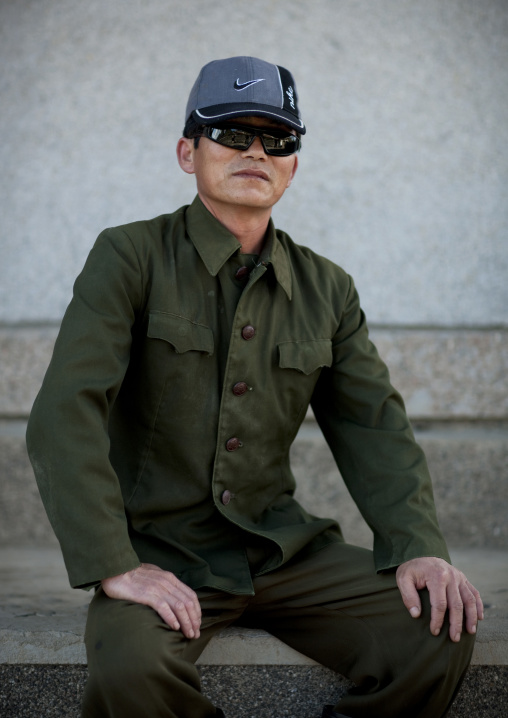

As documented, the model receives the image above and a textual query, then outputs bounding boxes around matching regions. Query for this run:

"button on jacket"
[26,196,450,592]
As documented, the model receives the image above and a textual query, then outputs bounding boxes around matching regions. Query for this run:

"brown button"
[232,381,248,396]
[241,325,256,340]
[226,437,242,451]
[221,489,233,505]
[235,266,250,280]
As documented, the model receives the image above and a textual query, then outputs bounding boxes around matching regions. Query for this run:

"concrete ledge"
[1,547,507,717]
[1,548,507,667]
[2,618,506,668]
[0,625,317,666]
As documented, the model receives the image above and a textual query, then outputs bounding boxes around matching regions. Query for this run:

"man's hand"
[101,563,202,639]
[396,557,484,642]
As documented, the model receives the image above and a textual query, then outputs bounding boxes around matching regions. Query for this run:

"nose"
[241,135,266,159]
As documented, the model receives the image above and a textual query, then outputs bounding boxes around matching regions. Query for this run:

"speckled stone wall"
[2,326,507,420]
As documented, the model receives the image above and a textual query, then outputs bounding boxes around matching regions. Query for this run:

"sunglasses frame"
[196,123,301,157]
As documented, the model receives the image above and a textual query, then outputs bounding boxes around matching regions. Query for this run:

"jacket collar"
[185,196,292,300]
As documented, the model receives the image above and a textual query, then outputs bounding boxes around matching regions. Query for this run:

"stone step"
[1,420,506,549]
[3,325,508,421]
[292,420,508,550]
[0,547,507,717]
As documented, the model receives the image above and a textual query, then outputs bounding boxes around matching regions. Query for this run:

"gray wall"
[2,0,507,327]
[1,0,507,549]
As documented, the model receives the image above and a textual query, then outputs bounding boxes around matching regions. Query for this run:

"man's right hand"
[101,563,202,639]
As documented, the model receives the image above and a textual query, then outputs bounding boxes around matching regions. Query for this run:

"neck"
[199,196,271,254]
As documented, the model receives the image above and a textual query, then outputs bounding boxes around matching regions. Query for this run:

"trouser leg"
[246,542,475,718]
[81,587,245,718]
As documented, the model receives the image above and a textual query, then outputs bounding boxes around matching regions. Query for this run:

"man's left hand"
[396,556,484,642]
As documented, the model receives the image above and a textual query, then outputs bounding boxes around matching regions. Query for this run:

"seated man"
[27,56,482,718]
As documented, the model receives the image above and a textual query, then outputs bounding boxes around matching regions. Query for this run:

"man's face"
[177,116,298,213]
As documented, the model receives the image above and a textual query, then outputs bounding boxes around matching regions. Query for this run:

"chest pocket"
[147,311,214,355]
[277,340,333,375]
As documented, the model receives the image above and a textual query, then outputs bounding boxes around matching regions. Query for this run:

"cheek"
[211,165,231,197]
[207,156,231,187]
[284,158,297,187]
[196,162,227,194]
[277,167,296,192]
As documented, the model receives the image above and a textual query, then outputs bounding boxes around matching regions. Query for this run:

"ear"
[286,155,298,188]
[176,137,196,175]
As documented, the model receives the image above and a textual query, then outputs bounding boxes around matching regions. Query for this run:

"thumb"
[396,569,422,619]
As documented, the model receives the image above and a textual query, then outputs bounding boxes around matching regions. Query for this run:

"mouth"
[232,168,270,181]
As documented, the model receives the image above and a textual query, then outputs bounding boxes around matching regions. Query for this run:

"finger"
[428,583,448,637]
[169,595,202,639]
[396,572,422,618]
[102,565,203,638]
[173,578,202,621]
[164,587,201,638]
[131,567,201,637]
[145,585,197,637]
[459,582,480,635]
[470,582,485,621]
[166,576,202,636]
[446,583,465,642]
[156,603,181,631]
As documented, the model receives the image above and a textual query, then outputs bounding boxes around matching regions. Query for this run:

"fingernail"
[410,607,419,618]
[454,633,461,642]
[472,624,477,634]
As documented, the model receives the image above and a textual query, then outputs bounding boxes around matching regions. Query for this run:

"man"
[27,56,482,718]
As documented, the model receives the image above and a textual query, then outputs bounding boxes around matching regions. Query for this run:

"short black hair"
[183,115,204,148]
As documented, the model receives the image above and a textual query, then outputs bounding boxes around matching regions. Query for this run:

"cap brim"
[193,104,306,134]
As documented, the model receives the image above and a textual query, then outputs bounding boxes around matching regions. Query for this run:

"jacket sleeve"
[311,275,450,572]
[26,228,145,588]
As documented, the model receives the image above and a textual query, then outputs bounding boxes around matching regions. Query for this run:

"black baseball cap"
[185,56,306,134]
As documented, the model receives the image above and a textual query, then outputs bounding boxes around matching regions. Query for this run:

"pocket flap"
[278,340,332,375]
[148,312,214,355]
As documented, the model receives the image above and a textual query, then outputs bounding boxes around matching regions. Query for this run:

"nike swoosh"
[234,78,265,91]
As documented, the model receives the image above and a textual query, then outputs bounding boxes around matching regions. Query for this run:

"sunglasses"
[197,124,301,156]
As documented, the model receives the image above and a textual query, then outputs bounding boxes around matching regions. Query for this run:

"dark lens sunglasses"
[199,124,301,156]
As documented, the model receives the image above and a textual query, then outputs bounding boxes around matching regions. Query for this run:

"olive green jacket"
[26,196,449,591]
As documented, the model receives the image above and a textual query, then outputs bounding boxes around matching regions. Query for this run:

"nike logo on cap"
[234,78,265,91]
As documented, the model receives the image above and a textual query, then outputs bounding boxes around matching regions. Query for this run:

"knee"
[85,591,182,686]
[83,594,200,716]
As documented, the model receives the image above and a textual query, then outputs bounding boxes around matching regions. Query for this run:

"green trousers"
[82,543,475,718]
